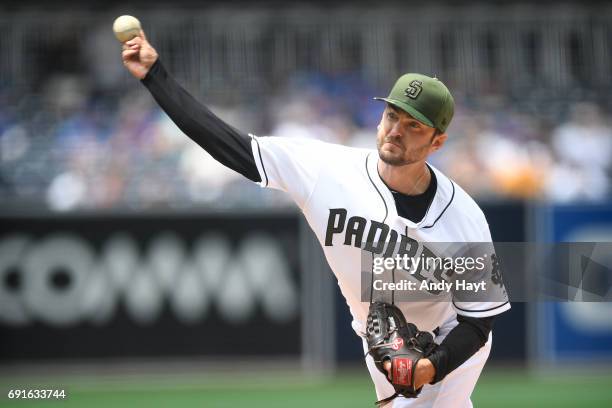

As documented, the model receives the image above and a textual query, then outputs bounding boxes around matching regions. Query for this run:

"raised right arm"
[121,31,260,182]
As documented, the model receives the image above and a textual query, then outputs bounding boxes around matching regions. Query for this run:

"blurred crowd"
[0,70,611,212]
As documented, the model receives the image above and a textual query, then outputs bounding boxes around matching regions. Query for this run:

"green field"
[1,367,611,407]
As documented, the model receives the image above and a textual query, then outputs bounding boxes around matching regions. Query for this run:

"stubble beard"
[377,131,408,166]
[378,148,411,166]
[377,140,427,167]
[376,131,434,167]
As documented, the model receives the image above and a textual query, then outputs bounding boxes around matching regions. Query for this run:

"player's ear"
[431,133,447,151]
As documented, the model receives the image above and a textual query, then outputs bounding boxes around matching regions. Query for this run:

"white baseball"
[112,15,142,43]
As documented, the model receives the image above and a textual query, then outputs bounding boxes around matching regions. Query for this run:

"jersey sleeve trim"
[250,134,268,187]
[452,300,510,318]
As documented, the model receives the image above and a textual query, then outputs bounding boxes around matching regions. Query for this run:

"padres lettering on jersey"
[324,209,455,295]
[250,135,510,333]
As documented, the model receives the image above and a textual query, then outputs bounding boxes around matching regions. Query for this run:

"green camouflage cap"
[374,73,454,133]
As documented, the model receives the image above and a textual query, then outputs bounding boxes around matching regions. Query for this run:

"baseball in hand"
[113,15,142,43]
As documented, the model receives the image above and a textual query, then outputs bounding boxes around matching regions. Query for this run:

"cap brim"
[373,97,435,128]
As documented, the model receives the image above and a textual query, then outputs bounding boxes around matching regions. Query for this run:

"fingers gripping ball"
[366,302,437,403]
[113,15,142,43]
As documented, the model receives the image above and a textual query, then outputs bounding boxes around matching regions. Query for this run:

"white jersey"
[250,135,510,406]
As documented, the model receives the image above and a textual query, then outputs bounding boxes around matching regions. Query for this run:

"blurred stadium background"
[1,0,611,407]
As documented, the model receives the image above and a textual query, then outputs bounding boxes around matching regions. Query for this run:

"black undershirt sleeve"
[141,59,261,182]
[427,314,497,384]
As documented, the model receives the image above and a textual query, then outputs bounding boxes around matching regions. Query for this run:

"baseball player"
[121,30,510,407]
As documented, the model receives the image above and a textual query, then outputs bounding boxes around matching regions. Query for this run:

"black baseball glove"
[365,302,437,404]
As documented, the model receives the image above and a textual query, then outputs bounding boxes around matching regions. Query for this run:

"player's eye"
[410,121,421,129]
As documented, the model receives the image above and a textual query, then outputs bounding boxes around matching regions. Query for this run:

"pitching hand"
[121,30,158,80]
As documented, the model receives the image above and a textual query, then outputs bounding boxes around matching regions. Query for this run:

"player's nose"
[388,121,404,136]
[387,124,403,140]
